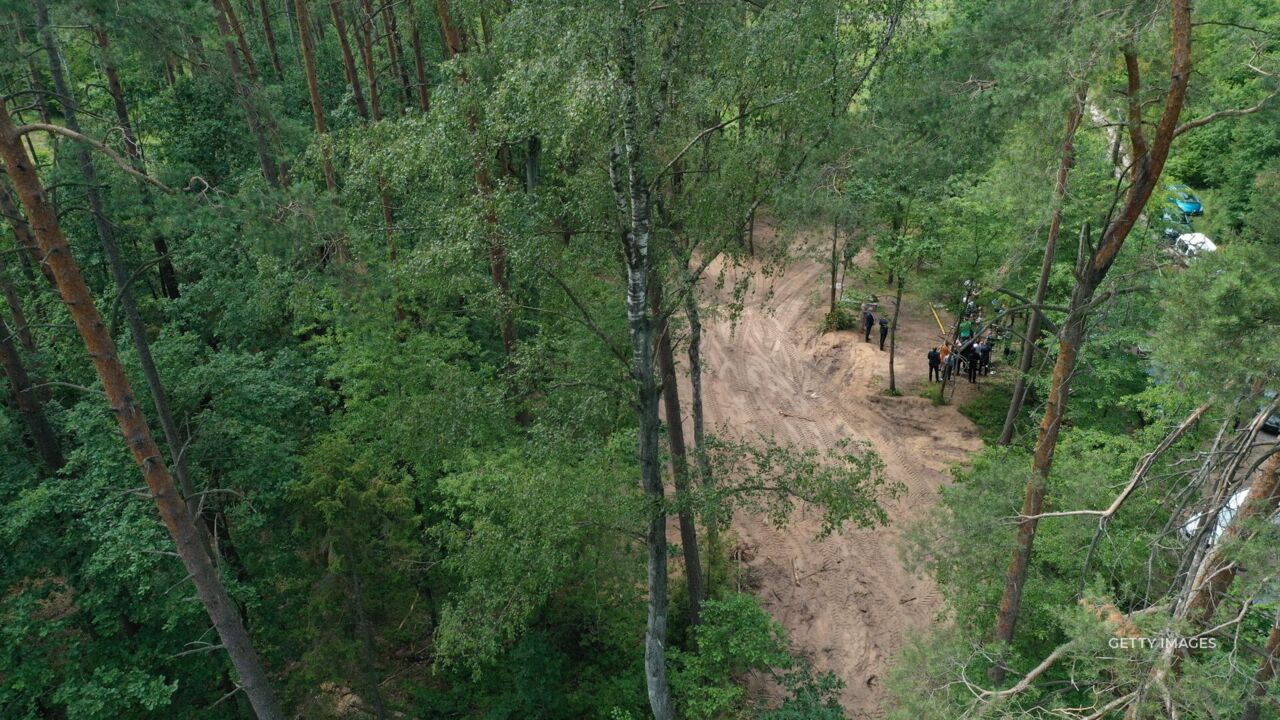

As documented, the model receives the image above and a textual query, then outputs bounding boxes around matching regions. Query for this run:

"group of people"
[850,286,996,385]
[927,338,992,383]
[862,308,891,351]
[926,280,995,384]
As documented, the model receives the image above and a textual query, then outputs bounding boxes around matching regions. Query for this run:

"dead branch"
[14,123,175,193]
[976,641,1076,699]
[1019,403,1210,523]
[1081,598,1143,637]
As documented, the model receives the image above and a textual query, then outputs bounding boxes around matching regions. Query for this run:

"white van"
[1173,232,1217,257]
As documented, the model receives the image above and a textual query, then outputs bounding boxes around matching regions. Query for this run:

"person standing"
[978,339,992,375]
[963,343,978,383]
[863,310,875,342]
[928,347,941,382]
[879,317,890,351]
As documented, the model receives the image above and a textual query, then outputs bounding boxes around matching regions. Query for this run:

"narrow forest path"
[692,225,985,717]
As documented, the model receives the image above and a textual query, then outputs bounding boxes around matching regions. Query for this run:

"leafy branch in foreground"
[696,435,898,539]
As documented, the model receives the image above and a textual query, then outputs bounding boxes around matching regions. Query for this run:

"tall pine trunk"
[330,0,370,121]
[356,0,383,121]
[257,0,286,79]
[406,0,431,112]
[37,0,207,542]
[13,20,53,125]
[0,97,283,720]
[355,0,378,120]
[998,86,1086,446]
[381,0,412,109]
[990,4,1192,681]
[435,0,517,355]
[0,255,36,353]
[93,27,182,301]
[217,0,261,82]
[683,280,719,588]
[211,0,282,187]
[0,311,62,470]
[652,280,704,629]
[295,0,337,190]
[0,180,56,287]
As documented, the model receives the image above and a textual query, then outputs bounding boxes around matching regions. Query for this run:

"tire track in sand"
[690,226,983,716]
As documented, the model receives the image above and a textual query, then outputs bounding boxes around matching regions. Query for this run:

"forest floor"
[688,224,988,717]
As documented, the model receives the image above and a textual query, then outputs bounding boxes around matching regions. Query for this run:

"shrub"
[821,305,859,332]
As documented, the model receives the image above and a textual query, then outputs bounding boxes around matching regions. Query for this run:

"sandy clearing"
[685,224,986,717]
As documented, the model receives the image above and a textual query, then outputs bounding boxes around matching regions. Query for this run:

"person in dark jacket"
[879,317,890,350]
[863,310,875,342]
[977,340,992,375]
[928,347,941,382]
[963,343,978,383]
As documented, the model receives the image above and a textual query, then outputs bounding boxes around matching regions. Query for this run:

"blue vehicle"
[1166,184,1203,216]
[1154,205,1193,243]
[1264,391,1280,435]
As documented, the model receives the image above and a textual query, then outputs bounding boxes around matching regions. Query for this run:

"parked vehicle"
[1263,391,1280,435]
[1172,232,1216,257]
[1154,206,1193,243]
[1167,184,1204,216]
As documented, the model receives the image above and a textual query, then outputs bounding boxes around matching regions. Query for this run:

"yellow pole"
[930,304,946,335]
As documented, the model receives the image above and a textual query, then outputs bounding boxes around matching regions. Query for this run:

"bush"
[821,305,860,332]
[670,594,847,719]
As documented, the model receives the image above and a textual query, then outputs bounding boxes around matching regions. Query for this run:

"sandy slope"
[688,226,985,717]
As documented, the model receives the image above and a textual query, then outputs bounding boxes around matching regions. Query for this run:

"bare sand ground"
[684,225,987,717]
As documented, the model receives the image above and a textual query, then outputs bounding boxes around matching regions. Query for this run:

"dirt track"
[690,226,985,716]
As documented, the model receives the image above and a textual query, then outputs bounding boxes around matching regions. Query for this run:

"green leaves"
[1152,241,1280,396]
[432,434,642,673]
[669,593,847,720]
[701,435,896,539]
[50,666,178,720]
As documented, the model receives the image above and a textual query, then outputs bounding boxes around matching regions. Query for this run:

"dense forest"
[0,0,1278,718]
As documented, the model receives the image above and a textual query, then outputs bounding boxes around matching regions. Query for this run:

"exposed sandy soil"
[686,225,987,717]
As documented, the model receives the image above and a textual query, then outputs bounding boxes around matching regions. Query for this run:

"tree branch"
[976,641,1076,698]
[1017,403,1208,524]
[547,271,630,367]
[14,123,175,193]
[1174,89,1280,137]
[994,286,1063,335]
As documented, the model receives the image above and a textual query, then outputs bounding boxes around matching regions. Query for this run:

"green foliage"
[1152,241,1280,397]
[146,75,254,186]
[670,594,793,719]
[821,303,860,332]
[669,594,847,720]
[4,0,1278,718]
[702,436,897,539]
[432,434,642,673]
[956,383,1013,441]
